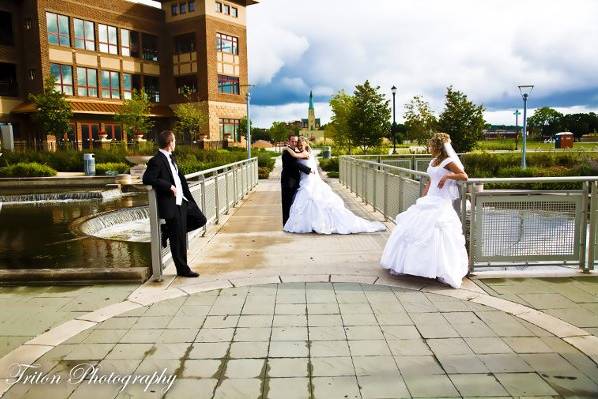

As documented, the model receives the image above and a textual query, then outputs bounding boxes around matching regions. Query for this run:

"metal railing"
[146,157,259,281]
[340,156,598,273]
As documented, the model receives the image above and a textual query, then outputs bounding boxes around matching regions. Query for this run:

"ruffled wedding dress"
[380,157,468,288]
[283,154,386,235]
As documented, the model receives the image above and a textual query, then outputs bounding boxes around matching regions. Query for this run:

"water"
[79,207,151,242]
[0,195,150,270]
[0,189,122,205]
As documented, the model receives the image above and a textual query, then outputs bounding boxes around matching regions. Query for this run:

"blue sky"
[137,0,598,128]
[246,0,598,128]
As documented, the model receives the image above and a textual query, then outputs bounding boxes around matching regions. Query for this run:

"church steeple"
[309,90,314,111]
[307,90,316,131]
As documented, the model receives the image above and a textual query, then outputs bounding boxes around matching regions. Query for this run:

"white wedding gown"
[283,154,386,235]
[380,157,468,288]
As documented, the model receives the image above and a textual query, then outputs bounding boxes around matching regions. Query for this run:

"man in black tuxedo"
[281,135,312,226]
[142,130,207,278]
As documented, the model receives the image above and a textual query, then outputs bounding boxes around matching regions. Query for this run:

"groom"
[281,135,312,226]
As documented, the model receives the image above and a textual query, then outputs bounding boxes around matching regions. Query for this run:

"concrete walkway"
[2,162,598,398]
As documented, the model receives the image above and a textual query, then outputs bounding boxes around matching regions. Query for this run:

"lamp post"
[246,90,251,159]
[513,109,520,150]
[517,85,534,169]
[391,85,397,154]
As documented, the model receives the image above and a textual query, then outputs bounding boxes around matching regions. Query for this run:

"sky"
[136,0,598,128]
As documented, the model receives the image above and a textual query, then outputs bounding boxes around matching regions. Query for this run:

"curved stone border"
[1,274,598,396]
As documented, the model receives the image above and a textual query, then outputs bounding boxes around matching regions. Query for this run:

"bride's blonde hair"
[428,133,450,161]
[298,136,311,152]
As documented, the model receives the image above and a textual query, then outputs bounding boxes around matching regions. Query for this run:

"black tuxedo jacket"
[142,151,197,219]
[281,148,311,191]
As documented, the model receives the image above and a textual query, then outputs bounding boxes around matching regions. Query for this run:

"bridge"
[2,157,598,398]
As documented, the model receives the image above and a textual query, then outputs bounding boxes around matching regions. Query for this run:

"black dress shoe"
[161,232,168,248]
[177,271,199,278]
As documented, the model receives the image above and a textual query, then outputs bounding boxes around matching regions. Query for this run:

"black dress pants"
[281,186,297,226]
[164,201,207,275]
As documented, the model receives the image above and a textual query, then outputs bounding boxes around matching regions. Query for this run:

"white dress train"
[380,157,468,288]
[283,154,386,235]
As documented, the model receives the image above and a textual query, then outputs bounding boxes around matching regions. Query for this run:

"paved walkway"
[2,162,598,398]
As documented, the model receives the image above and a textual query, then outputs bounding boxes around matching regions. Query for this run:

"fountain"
[77,206,151,242]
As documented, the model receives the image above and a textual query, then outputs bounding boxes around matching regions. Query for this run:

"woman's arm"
[438,162,468,188]
[283,147,309,159]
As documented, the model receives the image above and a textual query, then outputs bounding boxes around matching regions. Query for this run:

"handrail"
[342,156,429,178]
[464,176,598,184]
[185,157,258,180]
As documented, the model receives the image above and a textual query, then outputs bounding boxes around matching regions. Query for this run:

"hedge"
[95,162,130,175]
[0,162,57,177]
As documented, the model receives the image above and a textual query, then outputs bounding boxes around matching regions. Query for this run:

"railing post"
[200,175,207,236]
[233,164,239,206]
[580,181,589,272]
[224,167,230,215]
[147,187,163,281]
[460,182,467,236]
[372,166,377,211]
[363,163,368,205]
[398,175,404,214]
[588,181,597,271]
[468,183,477,273]
[214,172,220,225]
[383,167,389,221]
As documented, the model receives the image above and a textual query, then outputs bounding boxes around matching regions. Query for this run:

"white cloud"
[485,106,598,126]
[248,0,598,112]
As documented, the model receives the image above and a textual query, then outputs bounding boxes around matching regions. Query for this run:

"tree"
[327,90,355,153]
[403,96,437,144]
[251,128,272,143]
[561,113,593,141]
[238,116,251,142]
[115,89,154,139]
[527,107,563,139]
[437,86,486,152]
[172,88,208,143]
[269,121,298,145]
[347,80,391,152]
[29,76,73,139]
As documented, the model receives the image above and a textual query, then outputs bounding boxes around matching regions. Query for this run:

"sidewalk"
[2,162,598,398]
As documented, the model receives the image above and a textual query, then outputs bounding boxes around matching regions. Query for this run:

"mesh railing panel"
[386,173,401,219]
[415,159,431,173]
[236,168,244,199]
[473,195,581,262]
[217,175,227,214]
[402,178,420,211]
[375,170,385,213]
[203,179,217,223]
[366,167,375,204]
[226,171,235,206]
[382,159,412,169]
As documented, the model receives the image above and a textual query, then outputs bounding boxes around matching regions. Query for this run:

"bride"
[380,133,468,288]
[283,137,386,235]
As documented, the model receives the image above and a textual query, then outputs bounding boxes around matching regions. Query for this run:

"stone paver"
[3,282,598,398]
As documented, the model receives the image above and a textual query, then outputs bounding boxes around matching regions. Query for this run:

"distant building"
[299,90,324,141]
[483,129,518,139]
[0,0,258,150]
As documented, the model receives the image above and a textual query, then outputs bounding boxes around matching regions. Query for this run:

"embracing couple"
[280,135,386,234]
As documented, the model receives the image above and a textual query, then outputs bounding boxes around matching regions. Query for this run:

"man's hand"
[170,185,177,196]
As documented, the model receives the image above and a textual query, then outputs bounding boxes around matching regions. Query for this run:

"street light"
[518,85,534,169]
[513,109,520,150]
[391,85,397,154]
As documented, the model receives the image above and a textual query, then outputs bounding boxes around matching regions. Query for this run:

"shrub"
[257,153,275,169]
[0,162,57,177]
[475,140,516,151]
[319,157,339,172]
[95,162,129,175]
[326,171,340,178]
[258,166,271,179]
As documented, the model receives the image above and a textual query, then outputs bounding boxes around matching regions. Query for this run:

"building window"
[144,75,160,102]
[176,75,197,95]
[50,64,73,95]
[171,3,178,16]
[0,63,18,97]
[219,119,240,141]
[174,33,195,54]
[231,7,238,17]
[142,33,159,62]
[46,12,70,47]
[0,11,14,46]
[121,29,130,56]
[216,33,238,54]
[76,67,97,97]
[98,24,118,54]
[73,19,95,51]
[216,2,222,13]
[189,0,196,12]
[223,4,230,15]
[104,124,122,141]
[218,75,239,95]
[123,73,142,99]
[180,2,187,14]
[101,70,120,99]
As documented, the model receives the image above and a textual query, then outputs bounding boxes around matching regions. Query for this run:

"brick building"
[0,0,257,150]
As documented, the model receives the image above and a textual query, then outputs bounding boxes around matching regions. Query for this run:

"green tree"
[115,89,154,139]
[527,107,563,139]
[327,90,355,153]
[403,96,437,144]
[347,80,391,152]
[269,121,298,145]
[437,86,486,152]
[29,76,73,139]
[238,116,251,142]
[172,88,208,143]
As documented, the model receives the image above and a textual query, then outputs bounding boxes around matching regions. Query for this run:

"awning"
[10,100,174,118]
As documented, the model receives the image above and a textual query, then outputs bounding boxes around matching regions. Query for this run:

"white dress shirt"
[159,148,185,206]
